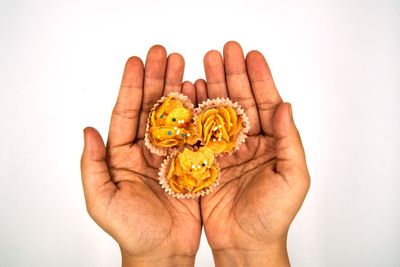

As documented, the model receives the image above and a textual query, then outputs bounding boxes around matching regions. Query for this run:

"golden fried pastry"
[166,147,219,194]
[196,106,244,154]
[148,95,197,150]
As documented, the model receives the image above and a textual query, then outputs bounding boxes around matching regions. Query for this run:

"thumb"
[273,103,309,183]
[81,127,116,215]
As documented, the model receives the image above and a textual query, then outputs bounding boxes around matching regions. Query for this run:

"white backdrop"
[1,0,399,266]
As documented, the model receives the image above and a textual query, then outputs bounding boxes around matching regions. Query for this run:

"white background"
[1,0,399,266]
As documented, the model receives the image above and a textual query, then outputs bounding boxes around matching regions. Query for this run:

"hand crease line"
[144,74,165,80]
[112,108,140,120]
[202,177,238,225]
[109,166,158,183]
[119,84,142,90]
[225,70,248,77]
[206,80,227,86]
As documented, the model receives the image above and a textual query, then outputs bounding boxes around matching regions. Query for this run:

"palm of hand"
[102,140,201,256]
[196,42,310,252]
[81,46,202,260]
[201,132,299,250]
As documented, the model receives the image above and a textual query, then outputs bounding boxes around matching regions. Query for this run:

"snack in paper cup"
[195,98,250,155]
[158,147,220,199]
[145,92,198,156]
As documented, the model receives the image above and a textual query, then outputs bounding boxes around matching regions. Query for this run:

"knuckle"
[112,107,140,120]
[141,102,154,113]
[230,95,256,109]
[257,99,281,112]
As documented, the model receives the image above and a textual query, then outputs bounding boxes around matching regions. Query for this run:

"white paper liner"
[194,97,250,156]
[158,151,221,199]
[144,92,196,156]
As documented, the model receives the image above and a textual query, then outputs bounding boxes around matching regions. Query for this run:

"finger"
[182,81,196,105]
[194,79,208,104]
[137,45,167,139]
[223,41,260,135]
[273,103,309,185]
[163,53,185,96]
[81,127,117,217]
[246,50,282,136]
[107,56,144,147]
[203,50,228,98]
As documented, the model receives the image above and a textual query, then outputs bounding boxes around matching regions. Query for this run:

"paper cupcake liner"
[158,151,221,199]
[144,92,196,156]
[194,97,250,156]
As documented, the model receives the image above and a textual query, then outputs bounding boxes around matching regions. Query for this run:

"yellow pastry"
[148,95,197,149]
[166,147,219,194]
[196,106,243,154]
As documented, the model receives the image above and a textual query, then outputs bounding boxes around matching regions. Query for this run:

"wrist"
[121,249,196,267]
[211,240,290,267]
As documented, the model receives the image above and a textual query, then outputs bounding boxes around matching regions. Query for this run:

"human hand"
[195,41,310,267]
[80,45,201,267]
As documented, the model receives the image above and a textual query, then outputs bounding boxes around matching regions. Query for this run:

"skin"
[196,41,310,266]
[81,46,201,267]
[81,41,310,267]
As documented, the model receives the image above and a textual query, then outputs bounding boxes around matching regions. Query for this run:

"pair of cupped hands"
[80,41,310,267]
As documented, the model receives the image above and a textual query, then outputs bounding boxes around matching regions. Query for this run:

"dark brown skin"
[81,41,310,267]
